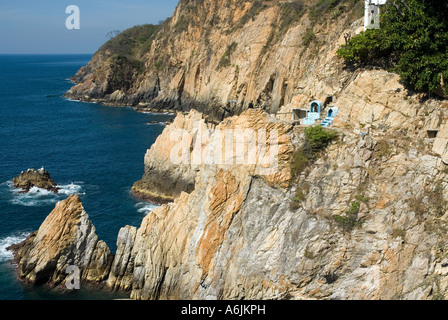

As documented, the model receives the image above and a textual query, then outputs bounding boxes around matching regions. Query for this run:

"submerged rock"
[12,167,59,193]
[8,194,113,287]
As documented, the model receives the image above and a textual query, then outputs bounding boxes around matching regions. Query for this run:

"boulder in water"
[12,167,59,193]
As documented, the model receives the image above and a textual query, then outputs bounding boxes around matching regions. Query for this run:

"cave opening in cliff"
[427,129,439,139]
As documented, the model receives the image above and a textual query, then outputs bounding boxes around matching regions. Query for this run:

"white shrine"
[364,0,387,30]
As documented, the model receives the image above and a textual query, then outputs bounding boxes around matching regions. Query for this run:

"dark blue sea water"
[0,55,173,300]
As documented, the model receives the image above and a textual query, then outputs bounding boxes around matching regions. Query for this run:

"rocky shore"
[8,105,448,299]
[10,0,448,301]
[12,168,59,193]
[8,194,112,286]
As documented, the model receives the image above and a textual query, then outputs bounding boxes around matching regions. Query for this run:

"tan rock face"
[132,108,294,202]
[10,108,448,300]
[9,194,112,286]
[64,0,366,120]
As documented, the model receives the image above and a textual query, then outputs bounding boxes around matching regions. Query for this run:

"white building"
[364,0,387,30]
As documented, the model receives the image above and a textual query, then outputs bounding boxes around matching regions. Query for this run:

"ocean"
[0,54,173,299]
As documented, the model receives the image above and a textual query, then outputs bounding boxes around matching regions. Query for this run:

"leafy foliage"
[217,42,238,69]
[337,0,448,96]
[100,24,162,58]
[304,125,338,154]
[291,126,338,177]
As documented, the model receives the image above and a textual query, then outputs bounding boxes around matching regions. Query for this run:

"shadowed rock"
[12,167,59,193]
[8,194,112,287]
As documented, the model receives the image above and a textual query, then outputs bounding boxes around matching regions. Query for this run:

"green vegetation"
[374,139,393,159]
[107,55,143,92]
[337,0,448,96]
[304,125,339,154]
[429,181,447,217]
[302,29,317,48]
[333,199,363,232]
[310,0,343,20]
[392,228,406,240]
[291,126,338,178]
[278,1,306,33]
[175,15,190,33]
[408,181,447,217]
[290,126,337,209]
[100,24,162,58]
[217,42,238,69]
[236,1,268,29]
[262,1,306,54]
[309,0,361,21]
[294,182,310,204]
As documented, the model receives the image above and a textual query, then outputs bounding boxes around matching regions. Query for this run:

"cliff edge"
[10,107,448,299]
[64,0,365,121]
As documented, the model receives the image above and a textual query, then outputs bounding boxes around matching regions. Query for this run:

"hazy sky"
[0,0,180,54]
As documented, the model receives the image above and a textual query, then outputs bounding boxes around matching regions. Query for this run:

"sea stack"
[8,194,113,287]
[12,167,59,193]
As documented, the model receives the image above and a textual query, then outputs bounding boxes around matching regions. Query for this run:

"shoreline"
[62,95,176,116]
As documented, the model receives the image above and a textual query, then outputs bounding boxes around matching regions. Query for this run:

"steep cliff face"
[11,107,448,300]
[132,108,293,203]
[65,0,365,120]
[108,110,448,300]
[19,0,448,300]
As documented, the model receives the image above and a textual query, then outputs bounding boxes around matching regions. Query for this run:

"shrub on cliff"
[337,0,448,97]
[217,42,238,69]
[291,126,338,178]
[100,24,162,58]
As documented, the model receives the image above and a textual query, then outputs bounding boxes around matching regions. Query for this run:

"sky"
[0,0,180,54]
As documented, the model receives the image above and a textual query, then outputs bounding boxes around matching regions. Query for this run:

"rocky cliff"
[65,0,366,121]
[17,0,448,300]
[9,194,112,286]
[11,105,448,299]
[105,108,448,300]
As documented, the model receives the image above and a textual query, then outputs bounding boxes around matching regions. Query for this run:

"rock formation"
[64,0,367,121]
[131,110,205,203]
[13,168,59,193]
[8,194,112,286]
[14,0,448,300]
[105,109,448,300]
[132,108,293,202]
[9,107,448,300]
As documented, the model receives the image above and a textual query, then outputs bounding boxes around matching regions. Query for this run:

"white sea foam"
[135,202,159,214]
[58,182,84,195]
[146,122,167,126]
[141,111,175,116]
[64,97,81,103]
[0,232,29,262]
[4,181,84,207]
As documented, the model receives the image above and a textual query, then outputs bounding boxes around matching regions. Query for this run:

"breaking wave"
[0,232,29,262]
[135,202,159,215]
[3,181,84,207]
